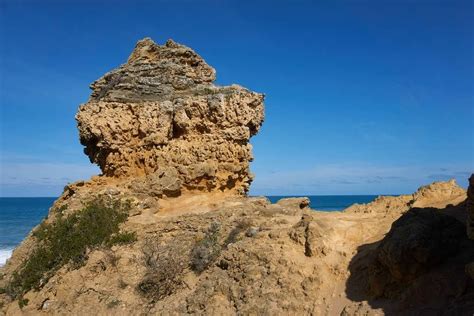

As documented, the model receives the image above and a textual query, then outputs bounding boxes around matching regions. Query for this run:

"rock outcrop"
[351,179,474,314]
[2,178,470,315]
[345,179,466,217]
[76,38,264,196]
[367,208,470,298]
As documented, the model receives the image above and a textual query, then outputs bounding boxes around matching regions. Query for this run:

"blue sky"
[0,0,473,197]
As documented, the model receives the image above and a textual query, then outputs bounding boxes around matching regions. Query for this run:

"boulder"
[276,197,310,210]
[368,207,468,298]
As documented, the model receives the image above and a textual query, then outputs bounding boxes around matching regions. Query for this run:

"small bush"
[137,240,186,301]
[53,204,68,216]
[106,298,120,309]
[18,298,28,308]
[204,87,215,94]
[107,231,137,246]
[190,222,221,273]
[224,219,252,246]
[7,198,131,301]
[105,250,120,268]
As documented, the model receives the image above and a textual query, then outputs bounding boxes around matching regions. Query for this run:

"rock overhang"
[76,38,265,196]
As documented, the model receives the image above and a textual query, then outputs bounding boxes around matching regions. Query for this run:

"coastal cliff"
[0,39,472,315]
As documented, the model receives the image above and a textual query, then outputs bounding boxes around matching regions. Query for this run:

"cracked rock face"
[76,38,264,195]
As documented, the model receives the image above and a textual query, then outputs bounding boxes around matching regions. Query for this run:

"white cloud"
[1,160,471,197]
[0,162,100,197]
[250,163,473,195]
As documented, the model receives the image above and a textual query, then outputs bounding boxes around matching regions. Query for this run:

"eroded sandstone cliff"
[76,38,264,195]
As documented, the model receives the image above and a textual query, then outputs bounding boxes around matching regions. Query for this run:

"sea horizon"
[0,194,398,198]
[0,195,385,266]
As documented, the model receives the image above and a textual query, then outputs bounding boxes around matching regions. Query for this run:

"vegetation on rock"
[138,239,188,301]
[6,198,133,302]
[190,221,222,273]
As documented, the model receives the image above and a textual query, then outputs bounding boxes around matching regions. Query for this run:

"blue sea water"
[266,195,377,211]
[0,197,56,266]
[0,195,377,265]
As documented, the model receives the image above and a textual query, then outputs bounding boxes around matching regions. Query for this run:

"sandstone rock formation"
[352,180,474,314]
[275,197,310,210]
[345,179,466,217]
[367,208,470,298]
[76,38,264,196]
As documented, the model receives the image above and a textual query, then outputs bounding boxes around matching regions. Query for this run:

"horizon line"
[0,193,401,198]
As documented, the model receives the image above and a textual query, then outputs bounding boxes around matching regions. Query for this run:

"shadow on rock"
[346,202,474,315]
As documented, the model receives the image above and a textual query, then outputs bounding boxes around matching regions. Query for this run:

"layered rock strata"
[76,38,264,195]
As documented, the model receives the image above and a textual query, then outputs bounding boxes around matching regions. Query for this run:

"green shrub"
[190,222,221,273]
[53,204,68,216]
[224,219,252,246]
[107,231,137,246]
[7,198,132,302]
[18,298,28,308]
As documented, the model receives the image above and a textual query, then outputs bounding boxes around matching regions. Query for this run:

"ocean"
[0,195,377,266]
[265,195,377,211]
[0,197,57,266]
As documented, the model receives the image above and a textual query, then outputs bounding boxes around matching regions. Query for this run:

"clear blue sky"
[0,0,473,197]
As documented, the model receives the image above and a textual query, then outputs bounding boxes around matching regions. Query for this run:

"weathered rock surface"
[1,179,471,315]
[276,197,310,210]
[76,38,264,195]
[348,180,474,315]
[367,208,471,298]
[345,179,467,217]
[410,178,467,208]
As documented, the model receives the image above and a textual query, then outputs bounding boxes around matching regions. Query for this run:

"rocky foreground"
[1,179,472,315]
[0,38,473,315]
